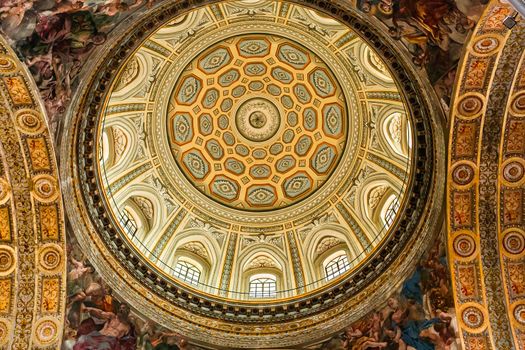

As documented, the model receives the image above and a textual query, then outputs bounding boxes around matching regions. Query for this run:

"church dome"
[62,0,445,347]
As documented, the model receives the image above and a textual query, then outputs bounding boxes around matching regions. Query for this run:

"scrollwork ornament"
[37,243,63,274]
[32,175,58,203]
[33,317,59,346]
[0,245,16,276]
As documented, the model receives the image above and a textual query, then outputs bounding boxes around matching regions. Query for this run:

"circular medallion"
[453,233,476,258]
[0,246,15,276]
[511,92,525,116]
[37,244,63,274]
[15,109,44,134]
[452,163,475,186]
[33,318,59,346]
[0,55,16,74]
[503,231,525,255]
[473,36,500,55]
[0,178,10,204]
[462,306,485,330]
[32,175,58,203]
[514,304,525,326]
[0,320,10,346]
[457,94,484,118]
[235,96,281,142]
[503,160,524,183]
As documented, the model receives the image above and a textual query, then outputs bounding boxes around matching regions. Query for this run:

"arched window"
[119,210,138,237]
[324,254,350,281]
[173,260,201,285]
[381,194,399,227]
[249,274,277,298]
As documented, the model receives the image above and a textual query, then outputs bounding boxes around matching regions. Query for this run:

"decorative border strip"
[447,1,523,348]
[0,36,66,350]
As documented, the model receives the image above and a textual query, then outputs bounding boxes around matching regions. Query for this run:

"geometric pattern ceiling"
[168,34,346,210]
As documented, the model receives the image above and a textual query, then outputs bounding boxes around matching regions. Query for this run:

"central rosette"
[235,96,282,143]
[167,35,347,210]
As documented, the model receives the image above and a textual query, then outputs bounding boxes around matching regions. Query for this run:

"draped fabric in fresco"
[63,233,188,350]
[0,0,155,134]
[356,0,487,109]
[327,237,459,350]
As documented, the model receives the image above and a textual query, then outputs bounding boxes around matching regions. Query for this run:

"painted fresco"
[317,237,459,350]
[356,0,487,109]
[0,0,155,133]
[62,230,455,350]
[63,233,189,350]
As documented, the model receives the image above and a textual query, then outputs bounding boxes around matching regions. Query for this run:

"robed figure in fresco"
[73,303,137,350]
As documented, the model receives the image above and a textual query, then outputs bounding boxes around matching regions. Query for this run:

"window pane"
[249,277,277,298]
[384,198,400,227]
[325,254,350,281]
[173,261,201,285]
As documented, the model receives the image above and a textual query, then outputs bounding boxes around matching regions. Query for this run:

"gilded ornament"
[3,76,32,105]
[452,163,475,186]
[0,279,11,313]
[32,175,58,203]
[0,320,10,345]
[457,94,484,118]
[514,304,525,326]
[167,34,347,210]
[511,92,525,116]
[0,55,16,73]
[462,306,485,330]
[503,231,525,255]
[15,109,44,134]
[37,244,63,274]
[0,246,16,276]
[0,178,10,204]
[503,160,524,184]
[472,36,500,55]
[0,207,11,241]
[453,233,477,258]
[33,317,59,346]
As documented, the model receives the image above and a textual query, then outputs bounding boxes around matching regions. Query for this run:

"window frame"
[173,260,201,286]
[324,254,350,281]
[248,274,277,298]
